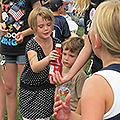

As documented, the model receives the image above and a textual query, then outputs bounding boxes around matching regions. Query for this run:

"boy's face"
[62,47,78,68]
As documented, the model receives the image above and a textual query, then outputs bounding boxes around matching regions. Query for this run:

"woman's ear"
[95,34,102,49]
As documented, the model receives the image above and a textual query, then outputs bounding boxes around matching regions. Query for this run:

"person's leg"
[2,63,18,120]
[17,55,25,76]
[1,54,25,120]
[18,64,25,76]
[0,71,5,120]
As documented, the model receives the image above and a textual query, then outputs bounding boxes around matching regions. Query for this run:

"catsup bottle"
[49,43,62,79]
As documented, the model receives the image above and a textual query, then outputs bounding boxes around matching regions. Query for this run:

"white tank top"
[94,64,120,120]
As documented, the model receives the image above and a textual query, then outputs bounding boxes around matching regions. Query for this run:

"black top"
[84,0,105,34]
[0,0,39,55]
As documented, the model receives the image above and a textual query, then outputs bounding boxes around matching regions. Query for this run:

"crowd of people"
[0,0,120,120]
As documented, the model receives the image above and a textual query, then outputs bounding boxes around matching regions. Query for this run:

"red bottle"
[49,43,62,79]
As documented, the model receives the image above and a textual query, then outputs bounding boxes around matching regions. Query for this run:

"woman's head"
[28,7,54,33]
[91,0,120,57]
[76,0,91,11]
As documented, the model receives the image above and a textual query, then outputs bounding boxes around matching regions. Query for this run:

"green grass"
[77,26,85,37]
[4,26,85,120]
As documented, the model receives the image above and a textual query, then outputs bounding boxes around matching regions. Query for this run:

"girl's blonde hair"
[76,0,91,10]
[74,0,95,15]
[28,7,54,33]
[92,0,120,56]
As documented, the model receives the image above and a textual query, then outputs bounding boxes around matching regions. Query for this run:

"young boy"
[49,0,71,42]
[55,36,87,112]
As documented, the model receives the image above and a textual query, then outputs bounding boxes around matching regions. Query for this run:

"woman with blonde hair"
[52,0,120,120]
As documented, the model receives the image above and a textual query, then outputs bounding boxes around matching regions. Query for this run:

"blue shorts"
[1,54,26,64]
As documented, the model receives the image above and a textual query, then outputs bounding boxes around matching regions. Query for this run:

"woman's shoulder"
[82,73,109,99]
[84,74,105,86]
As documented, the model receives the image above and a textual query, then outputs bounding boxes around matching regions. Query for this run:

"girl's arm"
[27,49,60,73]
[80,75,106,120]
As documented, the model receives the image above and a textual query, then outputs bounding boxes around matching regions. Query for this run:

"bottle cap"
[56,43,61,48]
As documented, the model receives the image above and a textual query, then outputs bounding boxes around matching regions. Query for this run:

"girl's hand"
[0,23,8,36]
[15,32,24,44]
[48,50,60,61]
[53,94,71,120]
[49,71,70,85]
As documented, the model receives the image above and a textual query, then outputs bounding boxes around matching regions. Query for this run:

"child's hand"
[15,32,24,44]
[52,94,71,120]
[0,23,8,36]
[50,71,69,85]
[48,50,60,61]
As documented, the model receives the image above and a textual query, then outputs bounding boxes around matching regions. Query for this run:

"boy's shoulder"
[54,15,68,25]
